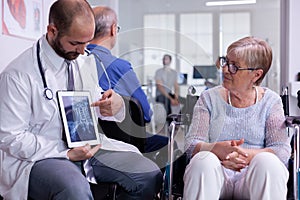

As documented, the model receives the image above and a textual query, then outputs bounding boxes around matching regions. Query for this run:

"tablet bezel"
[57,90,101,148]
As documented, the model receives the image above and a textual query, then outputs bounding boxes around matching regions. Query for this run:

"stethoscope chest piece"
[44,87,53,100]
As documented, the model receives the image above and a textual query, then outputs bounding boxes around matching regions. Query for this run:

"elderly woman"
[183,36,291,200]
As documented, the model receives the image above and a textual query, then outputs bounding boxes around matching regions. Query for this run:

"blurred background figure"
[155,54,180,117]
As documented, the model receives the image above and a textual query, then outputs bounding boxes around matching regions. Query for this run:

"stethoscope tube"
[85,49,112,90]
[36,40,54,100]
[37,42,111,100]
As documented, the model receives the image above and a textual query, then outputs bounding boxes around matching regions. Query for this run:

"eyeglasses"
[117,25,121,33]
[218,56,258,74]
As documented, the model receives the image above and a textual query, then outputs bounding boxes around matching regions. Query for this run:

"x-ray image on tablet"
[57,91,101,148]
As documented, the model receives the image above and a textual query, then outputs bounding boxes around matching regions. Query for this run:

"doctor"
[0,0,162,200]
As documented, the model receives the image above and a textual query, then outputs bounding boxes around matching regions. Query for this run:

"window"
[219,12,251,56]
[143,14,176,83]
[180,13,213,84]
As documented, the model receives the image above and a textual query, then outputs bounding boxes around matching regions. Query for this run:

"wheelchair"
[160,93,198,200]
[161,86,300,200]
[283,88,300,200]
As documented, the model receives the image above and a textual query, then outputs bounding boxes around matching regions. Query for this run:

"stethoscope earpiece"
[85,49,91,55]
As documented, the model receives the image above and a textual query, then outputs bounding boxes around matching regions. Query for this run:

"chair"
[98,96,146,153]
[90,182,118,200]
[181,94,199,129]
[286,116,300,200]
[282,88,300,200]
[91,96,147,199]
[162,94,199,200]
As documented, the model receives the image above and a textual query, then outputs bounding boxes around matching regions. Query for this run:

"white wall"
[0,0,118,72]
[289,0,300,82]
[117,0,281,91]
[0,0,54,71]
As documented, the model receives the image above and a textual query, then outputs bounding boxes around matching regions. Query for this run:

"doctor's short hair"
[93,6,117,38]
[48,0,94,36]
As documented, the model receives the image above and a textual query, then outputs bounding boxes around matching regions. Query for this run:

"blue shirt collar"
[86,44,111,56]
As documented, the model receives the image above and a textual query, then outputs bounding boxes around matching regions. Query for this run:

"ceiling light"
[206,0,256,6]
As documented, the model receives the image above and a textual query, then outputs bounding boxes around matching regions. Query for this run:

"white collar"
[39,35,65,71]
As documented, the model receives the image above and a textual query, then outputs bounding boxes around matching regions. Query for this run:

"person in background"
[155,54,180,116]
[86,6,152,122]
[0,1,162,199]
[183,36,291,199]
[87,6,175,169]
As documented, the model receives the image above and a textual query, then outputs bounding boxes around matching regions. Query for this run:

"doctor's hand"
[91,89,123,116]
[67,144,101,161]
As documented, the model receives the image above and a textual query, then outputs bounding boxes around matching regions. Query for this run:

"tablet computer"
[57,91,101,148]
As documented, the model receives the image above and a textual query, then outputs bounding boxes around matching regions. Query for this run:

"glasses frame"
[117,25,121,33]
[219,56,258,74]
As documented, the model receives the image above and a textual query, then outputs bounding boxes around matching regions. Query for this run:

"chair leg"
[90,182,118,200]
[109,184,117,200]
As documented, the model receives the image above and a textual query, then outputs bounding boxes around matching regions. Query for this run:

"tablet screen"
[57,91,101,148]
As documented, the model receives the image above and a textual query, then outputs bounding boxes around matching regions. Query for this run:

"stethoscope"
[85,49,112,90]
[36,40,54,100]
[37,40,112,100]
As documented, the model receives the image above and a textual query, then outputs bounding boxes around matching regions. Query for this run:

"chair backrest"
[280,87,289,116]
[182,94,199,127]
[163,94,199,199]
[98,96,146,153]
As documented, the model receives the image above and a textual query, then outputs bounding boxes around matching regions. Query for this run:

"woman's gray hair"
[227,36,272,85]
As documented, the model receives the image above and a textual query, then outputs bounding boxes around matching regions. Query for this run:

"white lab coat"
[0,36,139,200]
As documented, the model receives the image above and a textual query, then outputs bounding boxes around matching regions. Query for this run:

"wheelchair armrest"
[167,114,190,125]
[286,116,300,127]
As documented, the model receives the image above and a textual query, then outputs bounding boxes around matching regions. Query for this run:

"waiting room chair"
[161,93,199,200]
[282,88,300,200]
[98,96,146,153]
[92,96,147,199]
[90,182,118,200]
